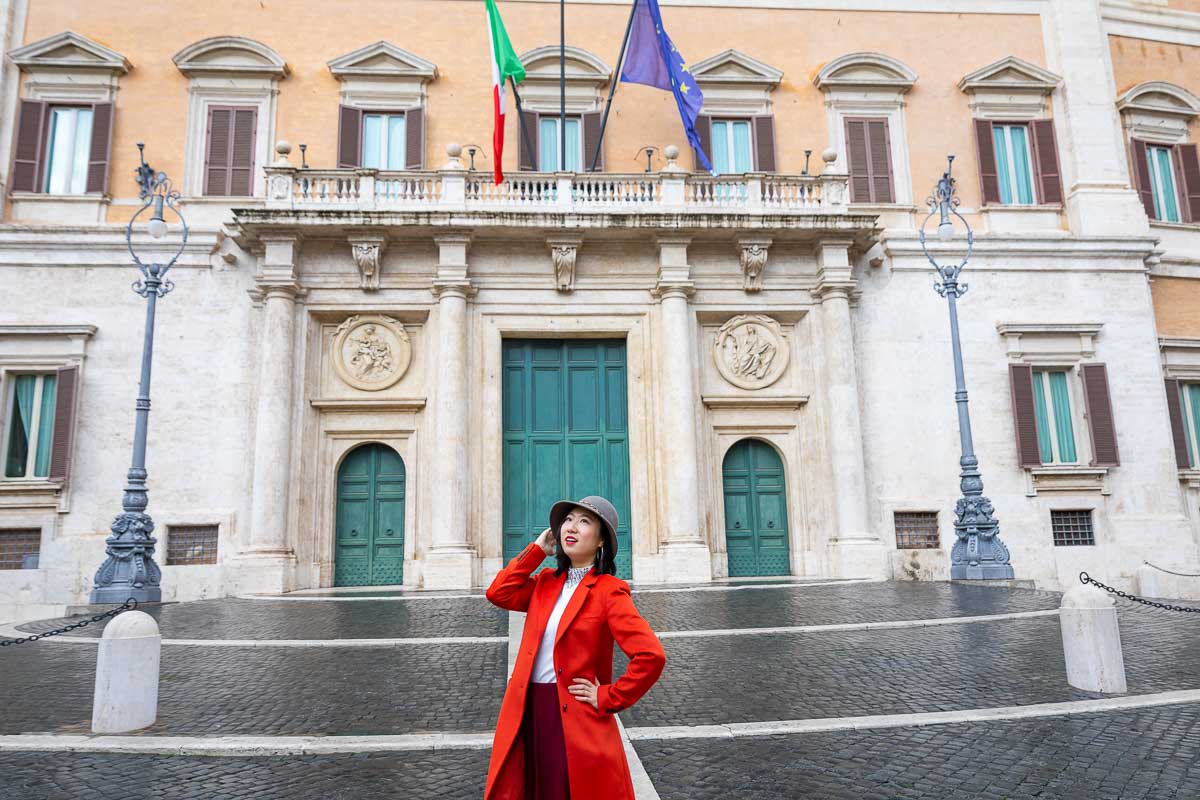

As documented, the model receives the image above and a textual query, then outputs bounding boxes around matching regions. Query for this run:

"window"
[4,374,57,479]
[362,113,407,170]
[894,512,939,549]
[992,124,1035,205]
[1179,383,1200,469]
[1146,145,1182,223]
[166,524,219,566]
[0,529,41,569]
[711,119,753,175]
[1051,509,1095,546]
[1032,370,1078,464]
[203,106,257,197]
[43,107,94,195]
[538,116,582,172]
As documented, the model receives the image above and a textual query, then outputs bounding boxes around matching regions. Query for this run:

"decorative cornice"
[0,324,97,338]
[958,55,1061,95]
[327,41,438,81]
[173,36,288,79]
[1116,81,1200,120]
[519,45,612,84]
[814,51,917,93]
[310,398,427,412]
[691,49,783,88]
[9,31,131,74]
[702,394,808,409]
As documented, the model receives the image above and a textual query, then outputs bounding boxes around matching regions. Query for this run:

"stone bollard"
[1059,581,1127,694]
[91,610,161,733]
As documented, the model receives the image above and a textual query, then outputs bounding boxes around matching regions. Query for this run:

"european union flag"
[619,0,712,172]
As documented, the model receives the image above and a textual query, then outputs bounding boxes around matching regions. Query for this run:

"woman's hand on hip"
[534,527,555,557]
[569,677,600,710]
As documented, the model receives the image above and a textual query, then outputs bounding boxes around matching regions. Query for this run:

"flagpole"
[560,0,566,171]
[510,77,537,175]
[588,0,638,173]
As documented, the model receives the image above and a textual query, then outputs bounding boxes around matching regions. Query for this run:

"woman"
[483,495,666,800]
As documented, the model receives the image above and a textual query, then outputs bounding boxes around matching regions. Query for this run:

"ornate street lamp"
[918,155,1014,581]
[90,144,188,604]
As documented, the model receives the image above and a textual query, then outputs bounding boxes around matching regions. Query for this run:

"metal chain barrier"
[1143,560,1200,578]
[0,598,138,647]
[1080,572,1200,614]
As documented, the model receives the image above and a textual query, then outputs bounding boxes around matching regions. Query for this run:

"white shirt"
[531,566,591,684]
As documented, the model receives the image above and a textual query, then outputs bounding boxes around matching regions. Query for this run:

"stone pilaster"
[814,240,885,579]
[423,233,477,590]
[237,234,304,595]
[652,236,711,583]
[1043,0,1150,236]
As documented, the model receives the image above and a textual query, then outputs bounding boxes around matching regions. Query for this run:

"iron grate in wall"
[1051,509,1095,546]
[0,528,41,570]
[894,511,940,549]
[166,525,219,566]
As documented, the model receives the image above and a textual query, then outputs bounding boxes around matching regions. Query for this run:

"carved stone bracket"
[737,237,772,292]
[348,234,387,292]
[713,314,790,390]
[547,235,583,292]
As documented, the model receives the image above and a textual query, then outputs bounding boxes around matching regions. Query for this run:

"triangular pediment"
[520,46,611,84]
[1117,81,1200,119]
[958,56,1060,94]
[173,36,288,78]
[328,41,437,81]
[10,31,130,74]
[691,50,782,87]
[814,52,916,93]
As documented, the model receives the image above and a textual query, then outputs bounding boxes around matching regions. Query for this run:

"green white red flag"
[485,0,526,184]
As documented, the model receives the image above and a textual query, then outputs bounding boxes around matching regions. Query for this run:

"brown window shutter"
[518,109,538,171]
[204,107,232,196]
[752,115,777,173]
[867,119,893,203]
[404,107,425,170]
[1129,138,1156,219]
[11,100,47,193]
[1164,379,1192,469]
[1173,143,1200,224]
[581,110,603,171]
[845,119,870,203]
[1009,364,1042,467]
[1081,363,1120,467]
[85,102,114,194]
[337,105,362,168]
[229,108,257,197]
[1030,119,1062,205]
[975,119,1001,205]
[48,365,78,483]
[693,114,711,172]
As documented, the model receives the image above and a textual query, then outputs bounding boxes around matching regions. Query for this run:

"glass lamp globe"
[147,216,168,239]
[936,219,955,241]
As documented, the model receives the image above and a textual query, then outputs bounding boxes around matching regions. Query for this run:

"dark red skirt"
[522,682,570,800]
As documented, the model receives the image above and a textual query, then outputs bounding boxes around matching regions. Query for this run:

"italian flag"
[486,0,526,184]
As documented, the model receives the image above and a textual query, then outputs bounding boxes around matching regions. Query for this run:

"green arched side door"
[722,439,790,577]
[335,443,406,586]
[501,339,632,579]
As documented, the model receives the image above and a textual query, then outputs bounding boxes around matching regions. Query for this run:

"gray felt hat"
[548,495,619,555]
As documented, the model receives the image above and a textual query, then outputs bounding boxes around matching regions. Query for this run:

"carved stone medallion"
[713,314,790,390]
[332,314,412,391]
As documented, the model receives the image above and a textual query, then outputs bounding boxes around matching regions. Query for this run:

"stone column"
[423,233,477,590]
[653,236,711,583]
[815,241,884,579]
[238,235,303,594]
[1043,0,1150,236]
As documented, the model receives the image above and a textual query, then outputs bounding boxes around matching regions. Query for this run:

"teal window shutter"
[1147,145,1181,223]
[1032,370,1053,464]
[1048,371,1076,463]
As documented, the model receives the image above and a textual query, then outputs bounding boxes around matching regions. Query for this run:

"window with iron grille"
[894,511,939,549]
[1051,510,1095,546]
[0,528,41,569]
[166,524,219,566]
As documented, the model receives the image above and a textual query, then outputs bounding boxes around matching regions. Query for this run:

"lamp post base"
[951,563,1015,581]
[89,511,163,605]
[949,493,1015,581]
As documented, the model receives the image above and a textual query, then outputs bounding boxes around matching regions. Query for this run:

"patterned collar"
[565,565,591,588]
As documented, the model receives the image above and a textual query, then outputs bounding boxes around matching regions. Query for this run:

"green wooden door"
[335,443,406,586]
[502,339,632,578]
[722,439,790,577]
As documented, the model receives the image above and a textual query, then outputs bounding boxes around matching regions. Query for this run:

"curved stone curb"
[656,609,1061,638]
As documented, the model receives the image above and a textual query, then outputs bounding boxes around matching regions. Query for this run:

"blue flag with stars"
[619,0,712,172]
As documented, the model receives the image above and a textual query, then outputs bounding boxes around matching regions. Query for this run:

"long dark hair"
[553,512,617,576]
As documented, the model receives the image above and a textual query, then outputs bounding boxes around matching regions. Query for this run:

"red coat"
[484,543,667,800]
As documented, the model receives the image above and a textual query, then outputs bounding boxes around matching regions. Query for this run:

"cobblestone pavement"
[15,596,506,640]
[0,642,505,735]
[632,703,1200,799]
[0,750,490,800]
[617,602,1200,727]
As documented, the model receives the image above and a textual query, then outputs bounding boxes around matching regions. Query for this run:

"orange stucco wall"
[18,1,1045,222]
[1109,35,1200,142]
[1152,277,1200,338]
[1167,0,1200,13]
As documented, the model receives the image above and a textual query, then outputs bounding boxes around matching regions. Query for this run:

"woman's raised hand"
[534,527,556,556]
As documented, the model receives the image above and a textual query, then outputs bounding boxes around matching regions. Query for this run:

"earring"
[598,546,604,564]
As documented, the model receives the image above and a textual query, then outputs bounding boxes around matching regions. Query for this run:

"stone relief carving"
[550,244,577,292]
[351,242,383,292]
[332,314,412,391]
[713,314,790,390]
[739,242,770,292]
[268,174,291,201]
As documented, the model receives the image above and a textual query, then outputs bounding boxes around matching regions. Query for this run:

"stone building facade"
[1,0,1199,619]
